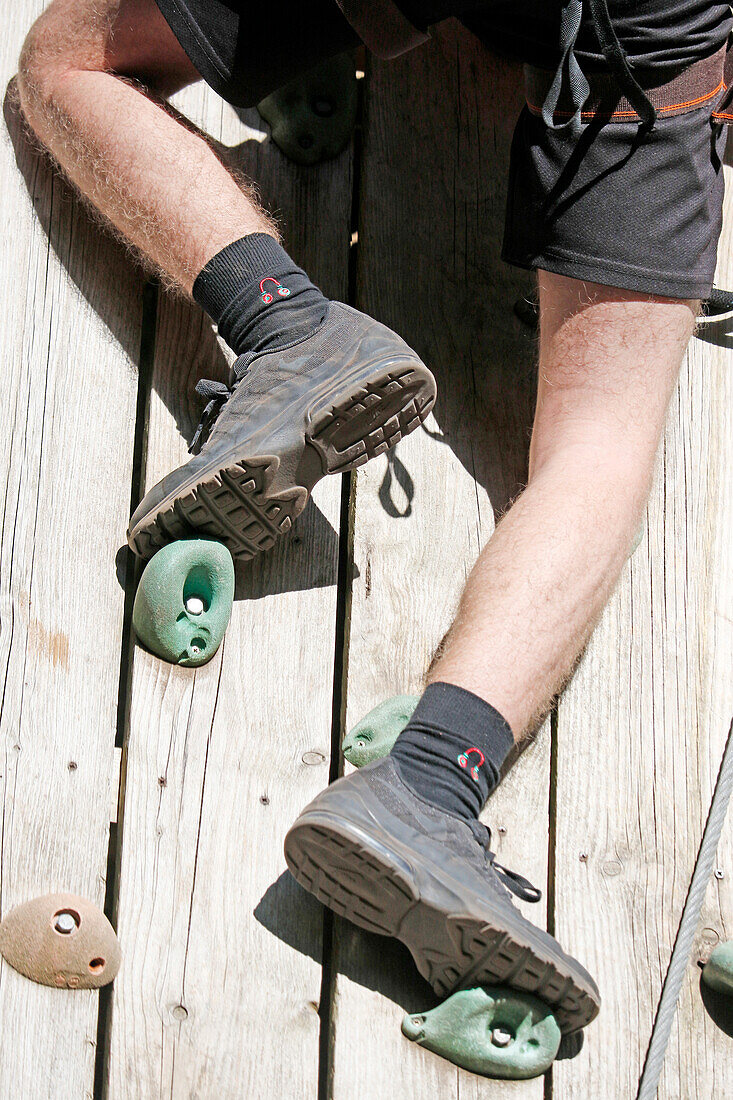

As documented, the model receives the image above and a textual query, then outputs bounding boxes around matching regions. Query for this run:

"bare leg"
[428,272,697,737]
[17,0,277,293]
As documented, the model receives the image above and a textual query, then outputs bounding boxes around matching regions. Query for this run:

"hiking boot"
[127,303,436,559]
[284,757,600,1033]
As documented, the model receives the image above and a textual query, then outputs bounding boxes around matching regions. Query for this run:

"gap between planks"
[94,278,160,1100]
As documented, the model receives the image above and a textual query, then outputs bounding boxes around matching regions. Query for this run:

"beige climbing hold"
[0,893,120,989]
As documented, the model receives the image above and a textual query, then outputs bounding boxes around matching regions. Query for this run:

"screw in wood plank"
[714,868,724,879]
[302,751,326,766]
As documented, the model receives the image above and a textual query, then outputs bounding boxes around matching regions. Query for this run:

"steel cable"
[637,716,733,1099]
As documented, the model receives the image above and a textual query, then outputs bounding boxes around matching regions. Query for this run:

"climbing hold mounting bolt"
[491,1027,513,1048]
[312,97,334,117]
[53,911,79,935]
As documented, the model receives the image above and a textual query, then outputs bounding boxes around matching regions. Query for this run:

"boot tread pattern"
[130,456,305,560]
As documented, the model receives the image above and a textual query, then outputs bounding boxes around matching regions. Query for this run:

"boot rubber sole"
[284,812,600,1034]
[129,363,434,560]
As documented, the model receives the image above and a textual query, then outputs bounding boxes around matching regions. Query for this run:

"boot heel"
[306,363,436,475]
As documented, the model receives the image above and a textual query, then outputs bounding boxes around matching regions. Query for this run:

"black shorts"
[154,0,733,299]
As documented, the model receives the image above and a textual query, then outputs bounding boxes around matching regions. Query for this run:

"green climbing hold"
[257,54,358,166]
[702,941,733,997]
[341,694,420,767]
[132,539,235,667]
[401,985,561,1080]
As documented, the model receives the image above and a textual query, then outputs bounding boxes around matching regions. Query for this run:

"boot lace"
[188,355,252,455]
[468,820,542,904]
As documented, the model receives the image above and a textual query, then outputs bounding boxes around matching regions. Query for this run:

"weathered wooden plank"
[670,320,733,1099]
[552,159,733,1096]
[108,83,352,1097]
[0,5,143,1097]
[330,26,551,1098]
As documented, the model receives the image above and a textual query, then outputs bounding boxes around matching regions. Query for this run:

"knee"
[18,15,69,132]
[17,6,100,135]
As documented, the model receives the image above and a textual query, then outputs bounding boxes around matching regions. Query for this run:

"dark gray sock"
[389,681,514,821]
[192,234,329,357]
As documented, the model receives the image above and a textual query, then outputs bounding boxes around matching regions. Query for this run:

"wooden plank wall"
[552,154,733,1097]
[2,8,732,1099]
[679,207,733,1097]
[329,27,551,1100]
[107,85,352,1097]
[0,3,143,1097]
[329,21,733,1099]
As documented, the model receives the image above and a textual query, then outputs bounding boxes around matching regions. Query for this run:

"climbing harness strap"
[711,36,733,123]
[530,0,733,132]
[540,0,590,131]
[528,41,728,128]
[335,0,428,59]
[587,0,656,130]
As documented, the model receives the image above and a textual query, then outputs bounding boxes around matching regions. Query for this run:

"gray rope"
[637,716,733,1099]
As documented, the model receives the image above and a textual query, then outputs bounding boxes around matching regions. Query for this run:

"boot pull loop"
[493,863,543,904]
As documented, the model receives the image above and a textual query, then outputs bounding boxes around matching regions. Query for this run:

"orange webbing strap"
[525,43,729,124]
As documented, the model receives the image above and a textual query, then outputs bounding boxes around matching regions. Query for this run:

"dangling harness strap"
[540,0,590,131]
[587,0,656,130]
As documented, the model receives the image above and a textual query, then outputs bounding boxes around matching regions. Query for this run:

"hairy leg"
[428,272,697,737]
[17,0,277,292]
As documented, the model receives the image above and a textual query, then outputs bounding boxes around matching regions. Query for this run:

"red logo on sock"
[260,276,291,305]
[457,747,485,783]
